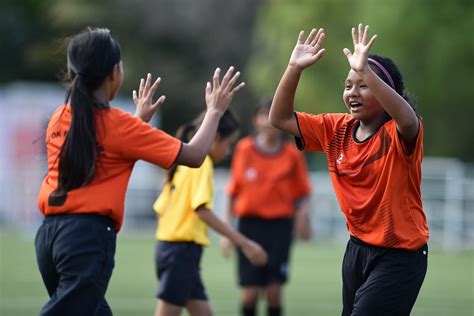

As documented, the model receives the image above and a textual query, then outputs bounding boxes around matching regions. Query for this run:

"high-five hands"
[343,23,377,73]
[133,73,165,123]
[289,28,326,70]
[205,66,245,115]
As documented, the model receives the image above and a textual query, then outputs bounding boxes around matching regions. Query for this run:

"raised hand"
[289,28,326,70]
[343,23,377,73]
[205,66,245,115]
[133,73,166,123]
[241,238,268,267]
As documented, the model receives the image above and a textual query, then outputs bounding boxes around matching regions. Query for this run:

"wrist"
[287,63,304,74]
[206,108,224,118]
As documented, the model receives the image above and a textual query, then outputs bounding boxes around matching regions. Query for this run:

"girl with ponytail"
[35,27,245,316]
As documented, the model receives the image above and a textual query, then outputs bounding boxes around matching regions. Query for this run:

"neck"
[256,133,281,151]
[357,115,390,141]
[93,83,110,104]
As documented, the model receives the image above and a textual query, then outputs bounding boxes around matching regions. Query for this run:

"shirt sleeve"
[190,157,214,211]
[113,110,182,169]
[294,112,351,153]
[386,119,423,164]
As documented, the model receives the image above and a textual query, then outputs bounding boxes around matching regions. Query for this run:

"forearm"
[197,208,245,247]
[223,197,235,224]
[269,65,303,137]
[359,68,418,138]
[176,110,222,167]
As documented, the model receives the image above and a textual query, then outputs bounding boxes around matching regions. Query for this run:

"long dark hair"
[167,110,239,183]
[368,54,418,114]
[57,28,121,194]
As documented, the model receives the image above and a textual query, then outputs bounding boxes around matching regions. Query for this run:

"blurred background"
[0,0,473,315]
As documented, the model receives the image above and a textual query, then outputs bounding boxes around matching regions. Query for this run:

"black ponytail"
[368,54,418,115]
[167,110,239,183]
[56,28,121,195]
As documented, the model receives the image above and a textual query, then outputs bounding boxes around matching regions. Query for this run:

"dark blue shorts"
[155,241,207,306]
[342,236,428,316]
[237,217,293,286]
[35,213,116,316]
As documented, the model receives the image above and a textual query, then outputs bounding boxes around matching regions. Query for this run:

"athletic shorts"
[155,241,207,306]
[237,217,293,286]
[342,236,428,316]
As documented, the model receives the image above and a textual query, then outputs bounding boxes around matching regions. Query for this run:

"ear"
[109,64,120,82]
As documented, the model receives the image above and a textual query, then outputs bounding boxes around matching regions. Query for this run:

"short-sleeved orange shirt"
[227,137,311,219]
[295,112,429,250]
[37,105,181,232]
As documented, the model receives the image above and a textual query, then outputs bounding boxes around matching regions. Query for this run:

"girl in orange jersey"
[222,98,312,316]
[35,27,245,316]
[269,24,429,315]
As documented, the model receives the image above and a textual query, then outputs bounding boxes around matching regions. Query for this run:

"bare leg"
[155,299,182,316]
[186,299,213,316]
[266,283,283,307]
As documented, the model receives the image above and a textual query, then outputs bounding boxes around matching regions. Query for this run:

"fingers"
[205,81,212,96]
[221,66,235,88]
[310,28,324,46]
[132,90,138,105]
[226,69,241,90]
[138,78,145,98]
[343,48,352,58]
[297,30,305,45]
[230,81,246,95]
[212,67,221,90]
[144,73,152,95]
[367,34,377,50]
[312,48,326,62]
[362,25,369,44]
[351,27,357,45]
[152,95,166,110]
[304,28,318,45]
[358,23,363,43]
[146,77,161,99]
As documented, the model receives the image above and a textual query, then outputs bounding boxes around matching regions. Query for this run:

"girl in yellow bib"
[153,110,268,316]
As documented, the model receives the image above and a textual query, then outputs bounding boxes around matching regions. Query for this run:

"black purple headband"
[368,58,395,89]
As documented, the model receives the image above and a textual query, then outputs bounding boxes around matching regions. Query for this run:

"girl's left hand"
[343,24,377,73]
[133,73,166,123]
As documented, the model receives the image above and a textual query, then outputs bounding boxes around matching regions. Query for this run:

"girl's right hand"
[289,28,326,70]
[241,238,268,267]
[205,66,245,115]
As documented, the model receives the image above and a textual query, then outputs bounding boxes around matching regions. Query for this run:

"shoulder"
[235,136,254,152]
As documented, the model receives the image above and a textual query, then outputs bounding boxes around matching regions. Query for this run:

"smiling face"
[343,69,387,124]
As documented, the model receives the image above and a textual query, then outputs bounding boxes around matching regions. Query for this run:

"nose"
[347,86,360,97]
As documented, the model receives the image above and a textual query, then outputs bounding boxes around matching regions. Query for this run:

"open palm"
[289,28,326,69]
[343,24,377,73]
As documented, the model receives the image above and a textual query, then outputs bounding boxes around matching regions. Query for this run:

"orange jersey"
[227,137,311,219]
[38,105,181,232]
[295,112,429,250]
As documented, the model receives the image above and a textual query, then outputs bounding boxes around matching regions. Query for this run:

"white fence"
[1,83,473,250]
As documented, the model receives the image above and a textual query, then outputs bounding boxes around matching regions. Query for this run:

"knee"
[241,288,259,307]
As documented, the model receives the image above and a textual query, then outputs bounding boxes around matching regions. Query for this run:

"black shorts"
[237,217,293,287]
[35,213,116,316]
[342,236,428,316]
[155,241,207,306]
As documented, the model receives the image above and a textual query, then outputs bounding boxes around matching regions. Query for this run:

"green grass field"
[1,231,473,316]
